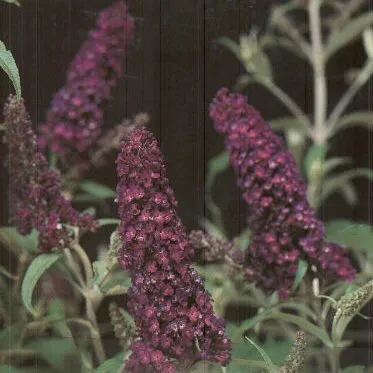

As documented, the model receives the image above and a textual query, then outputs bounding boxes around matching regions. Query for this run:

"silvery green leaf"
[292,259,308,291]
[336,111,373,132]
[79,181,116,200]
[363,28,373,59]
[21,253,63,317]
[0,40,21,101]
[322,157,351,176]
[270,117,304,133]
[1,0,21,5]
[217,37,241,60]
[326,12,373,58]
[321,168,373,203]
[326,219,373,252]
[244,337,277,373]
[0,227,39,253]
[95,352,124,373]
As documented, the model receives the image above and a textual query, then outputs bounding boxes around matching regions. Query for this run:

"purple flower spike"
[38,1,134,163]
[4,96,97,252]
[116,125,231,373]
[209,88,356,297]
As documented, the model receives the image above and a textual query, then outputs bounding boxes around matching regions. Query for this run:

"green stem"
[309,0,328,145]
[70,243,106,364]
[71,242,94,286]
[306,280,340,373]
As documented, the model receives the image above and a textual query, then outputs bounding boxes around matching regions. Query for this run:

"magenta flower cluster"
[4,96,97,252]
[116,125,231,373]
[38,1,134,162]
[209,88,356,298]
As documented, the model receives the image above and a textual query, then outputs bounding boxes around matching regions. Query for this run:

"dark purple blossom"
[116,125,231,373]
[4,96,97,252]
[209,88,356,297]
[38,1,134,164]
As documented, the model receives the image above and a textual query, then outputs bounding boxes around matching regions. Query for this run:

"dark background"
[0,0,373,367]
[1,0,373,234]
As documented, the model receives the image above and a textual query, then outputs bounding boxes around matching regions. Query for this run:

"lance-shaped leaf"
[205,151,230,234]
[95,352,124,373]
[363,28,373,59]
[326,219,373,253]
[321,168,373,203]
[269,117,305,133]
[1,0,21,5]
[325,12,373,58]
[21,253,63,316]
[78,181,116,200]
[334,111,373,133]
[0,40,21,101]
[238,310,332,347]
[0,227,39,254]
[245,337,277,373]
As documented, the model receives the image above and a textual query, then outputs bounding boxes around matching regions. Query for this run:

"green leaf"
[336,111,373,132]
[0,323,25,351]
[321,168,373,203]
[198,217,226,240]
[342,366,366,373]
[322,157,351,176]
[91,261,107,287]
[82,207,96,216]
[269,117,304,133]
[97,218,120,227]
[21,253,63,317]
[25,338,79,372]
[244,337,277,373]
[190,361,224,373]
[227,324,287,373]
[304,144,328,179]
[0,227,39,254]
[239,33,273,80]
[292,259,308,291]
[237,228,251,250]
[238,310,332,347]
[79,181,116,200]
[0,40,21,101]
[95,352,124,373]
[206,151,230,193]
[363,28,373,60]
[275,301,317,320]
[0,365,51,373]
[205,151,230,233]
[326,12,373,58]
[99,270,131,294]
[1,0,21,5]
[339,182,358,206]
[47,299,73,339]
[217,37,241,60]
[326,219,373,252]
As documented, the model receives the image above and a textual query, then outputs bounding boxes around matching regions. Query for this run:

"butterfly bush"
[209,88,356,298]
[38,1,134,163]
[4,96,97,252]
[116,125,231,373]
